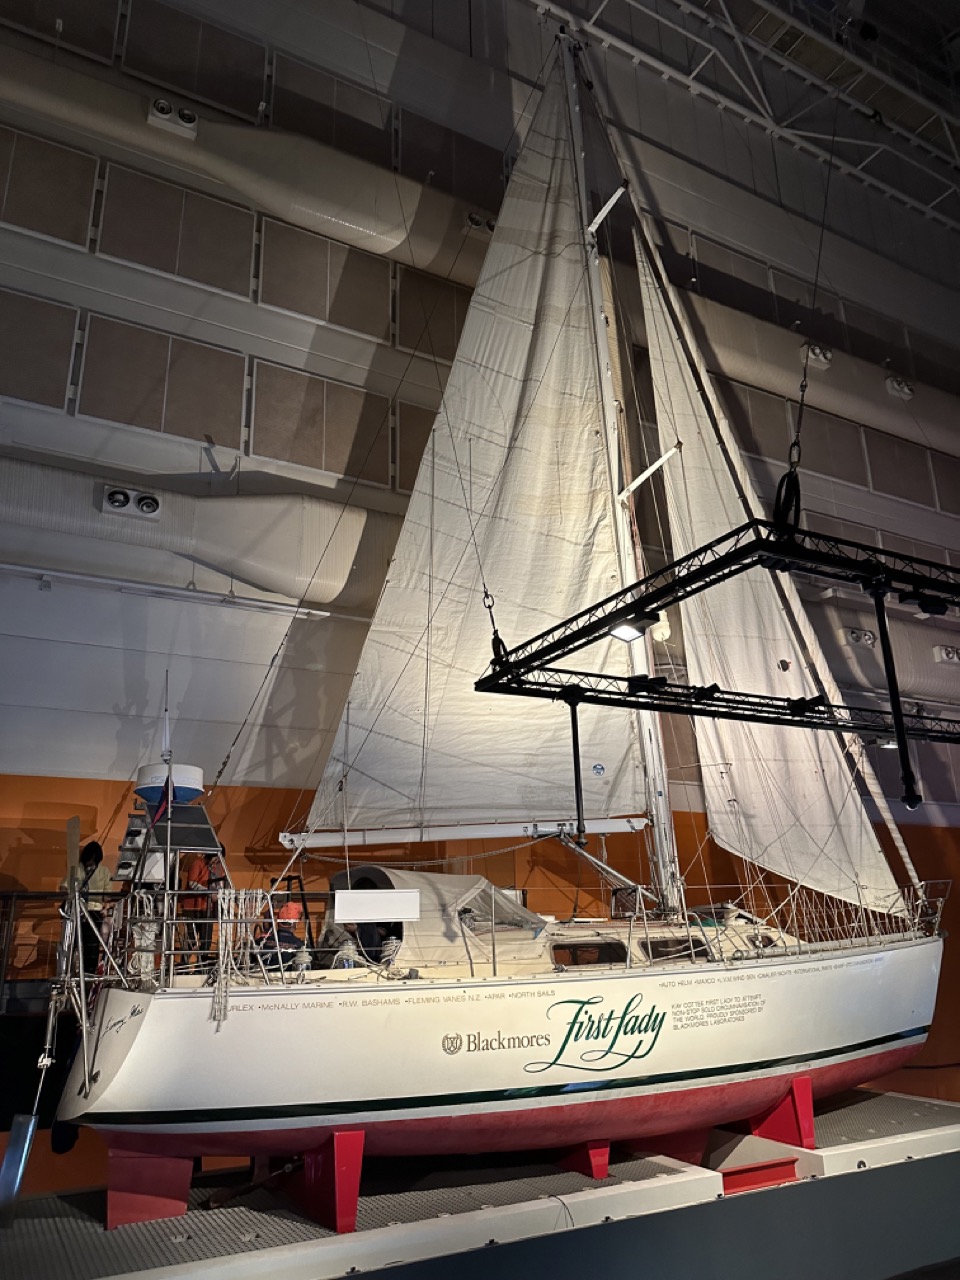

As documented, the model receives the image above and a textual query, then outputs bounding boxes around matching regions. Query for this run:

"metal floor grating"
[814,1091,960,1148]
[0,1153,671,1280]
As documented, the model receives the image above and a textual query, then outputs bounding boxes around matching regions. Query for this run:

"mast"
[558,33,682,914]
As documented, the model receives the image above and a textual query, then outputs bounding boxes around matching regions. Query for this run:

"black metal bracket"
[476,520,960,809]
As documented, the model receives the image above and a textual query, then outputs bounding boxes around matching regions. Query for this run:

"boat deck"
[3,1091,960,1280]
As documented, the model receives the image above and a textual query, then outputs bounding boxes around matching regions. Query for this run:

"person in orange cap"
[259,900,303,969]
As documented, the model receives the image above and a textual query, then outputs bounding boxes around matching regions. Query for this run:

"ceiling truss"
[531,0,960,234]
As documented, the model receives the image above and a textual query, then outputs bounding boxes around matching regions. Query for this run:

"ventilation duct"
[0,44,488,287]
[687,294,958,457]
[0,459,399,608]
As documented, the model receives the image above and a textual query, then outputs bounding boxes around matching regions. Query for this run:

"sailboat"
[55,35,941,1184]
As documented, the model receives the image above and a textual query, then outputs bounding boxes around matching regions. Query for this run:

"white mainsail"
[308,63,645,834]
[635,234,902,910]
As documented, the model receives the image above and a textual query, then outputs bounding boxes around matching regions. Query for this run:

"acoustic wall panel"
[931,452,960,516]
[79,315,169,431]
[397,401,435,493]
[252,361,325,471]
[195,20,267,118]
[259,218,328,322]
[397,267,467,362]
[252,362,389,485]
[0,0,119,61]
[178,191,254,295]
[100,165,253,296]
[164,338,245,448]
[124,0,266,120]
[400,108,503,209]
[327,242,391,340]
[0,288,77,408]
[99,166,183,274]
[787,404,868,487]
[1,132,96,246]
[715,380,789,462]
[694,238,777,324]
[325,379,389,486]
[864,427,936,507]
[272,55,392,167]
[123,0,200,94]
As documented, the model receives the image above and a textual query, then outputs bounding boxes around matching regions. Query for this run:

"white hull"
[60,936,941,1157]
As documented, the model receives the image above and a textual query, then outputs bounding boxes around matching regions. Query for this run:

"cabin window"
[641,937,712,962]
[552,942,627,967]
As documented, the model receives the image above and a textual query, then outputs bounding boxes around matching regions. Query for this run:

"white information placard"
[334,889,421,923]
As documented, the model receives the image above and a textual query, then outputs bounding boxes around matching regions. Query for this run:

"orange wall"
[0,773,314,893]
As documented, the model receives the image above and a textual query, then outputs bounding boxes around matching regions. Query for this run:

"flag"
[147,772,174,834]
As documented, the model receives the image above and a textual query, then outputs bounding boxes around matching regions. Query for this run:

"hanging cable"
[774,35,848,535]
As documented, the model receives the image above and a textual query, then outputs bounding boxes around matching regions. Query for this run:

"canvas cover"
[327,866,546,967]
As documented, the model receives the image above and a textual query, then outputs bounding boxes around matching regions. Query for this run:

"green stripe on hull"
[86,1026,927,1128]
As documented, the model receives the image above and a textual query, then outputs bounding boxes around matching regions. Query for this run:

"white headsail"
[635,233,902,911]
[308,62,645,836]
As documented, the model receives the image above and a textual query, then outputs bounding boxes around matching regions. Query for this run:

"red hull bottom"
[103,1042,919,1160]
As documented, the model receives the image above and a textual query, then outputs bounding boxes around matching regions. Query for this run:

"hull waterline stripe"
[84,1026,926,1128]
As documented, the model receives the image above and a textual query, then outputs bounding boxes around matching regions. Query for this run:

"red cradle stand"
[558,1138,610,1180]
[746,1076,816,1150]
[288,1130,366,1234]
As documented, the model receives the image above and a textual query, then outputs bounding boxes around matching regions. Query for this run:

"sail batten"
[308,64,646,835]
[634,224,902,911]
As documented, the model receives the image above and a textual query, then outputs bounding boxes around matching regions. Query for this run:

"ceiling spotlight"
[136,493,160,515]
[609,611,661,643]
[152,98,173,117]
[106,487,130,509]
[178,107,197,125]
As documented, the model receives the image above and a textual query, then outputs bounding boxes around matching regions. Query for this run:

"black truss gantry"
[476,519,960,811]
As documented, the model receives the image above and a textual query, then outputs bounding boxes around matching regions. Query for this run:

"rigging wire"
[774,44,847,535]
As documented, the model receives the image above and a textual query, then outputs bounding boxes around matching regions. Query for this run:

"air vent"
[101,486,162,519]
[885,375,914,401]
[805,343,833,370]
[842,627,876,648]
[147,98,199,140]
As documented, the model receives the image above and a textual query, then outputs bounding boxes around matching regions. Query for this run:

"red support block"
[747,1076,816,1149]
[721,1156,799,1195]
[558,1139,610,1180]
[291,1130,365,1234]
[106,1149,193,1230]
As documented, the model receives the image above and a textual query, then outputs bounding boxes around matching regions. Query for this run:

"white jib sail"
[308,65,645,835]
[635,236,902,911]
